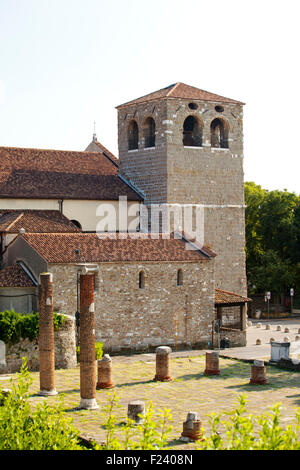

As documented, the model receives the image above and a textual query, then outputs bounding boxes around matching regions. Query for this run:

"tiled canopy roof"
[215,288,252,305]
[0,146,141,201]
[116,82,245,109]
[19,232,216,264]
[0,210,81,233]
[0,264,36,288]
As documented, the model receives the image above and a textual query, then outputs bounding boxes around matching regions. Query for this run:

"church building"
[0,82,251,352]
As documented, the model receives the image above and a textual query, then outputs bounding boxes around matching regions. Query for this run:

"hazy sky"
[0,0,299,194]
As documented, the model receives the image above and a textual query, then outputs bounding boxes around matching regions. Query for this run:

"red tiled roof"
[0,170,142,201]
[19,232,216,264]
[0,264,36,288]
[0,146,118,181]
[116,82,245,109]
[0,210,81,233]
[215,288,252,305]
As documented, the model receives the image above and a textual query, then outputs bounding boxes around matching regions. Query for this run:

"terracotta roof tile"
[0,170,142,201]
[19,232,216,264]
[116,82,244,109]
[215,288,252,305]
[0,210,81,233]
[0,145,141,201]
[0,145,118,176]
[0,264,36,288]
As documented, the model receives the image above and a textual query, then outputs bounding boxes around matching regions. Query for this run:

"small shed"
[213,288,252,347]
[0,263,38,313]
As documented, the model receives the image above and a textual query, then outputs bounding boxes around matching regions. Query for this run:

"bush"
[0,358,82,450]
[197,394,300,450]
[99,390,173,450]
[0,310,65,344]
[76,342,103,362]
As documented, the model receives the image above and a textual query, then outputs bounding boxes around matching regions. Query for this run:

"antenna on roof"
[93,120,97,142]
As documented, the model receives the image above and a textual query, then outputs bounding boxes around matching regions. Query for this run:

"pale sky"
[0,0,299,194]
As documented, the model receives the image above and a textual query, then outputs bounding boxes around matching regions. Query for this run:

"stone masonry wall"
[49,259,215,353]
[117,97,247,296]
[0,314,77,373]
[118,101,168,204]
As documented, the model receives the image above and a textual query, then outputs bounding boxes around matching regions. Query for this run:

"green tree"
[245,182,300,295]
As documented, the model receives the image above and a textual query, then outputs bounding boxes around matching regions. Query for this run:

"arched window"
[177,269,183,286]
[143,117,156,148]
[71,220,82,230]
[139,270,145,289]
[183,116,202,147]
[128,120,139,150]
[210,118,229,149]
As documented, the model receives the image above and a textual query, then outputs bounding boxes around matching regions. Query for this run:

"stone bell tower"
[116,83,247,296]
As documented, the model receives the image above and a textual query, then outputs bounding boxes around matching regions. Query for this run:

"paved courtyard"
[1,317,300,449]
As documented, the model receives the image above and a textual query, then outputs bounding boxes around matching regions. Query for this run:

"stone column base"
[250,378,268,385]
[78,398,99,410]
[154,375,172,382]
[96,381,114,389]
[180,421,203,442]
[37,389,58,396]
[204,369,220,376]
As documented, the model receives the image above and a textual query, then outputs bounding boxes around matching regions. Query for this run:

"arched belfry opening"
[210,118,229,149]
[183,116,202,147]
[128,120,139,150]
[143,117,156,148]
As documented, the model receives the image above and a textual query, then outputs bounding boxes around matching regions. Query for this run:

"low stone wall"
[0,314,77,373]
[216,327,246,348]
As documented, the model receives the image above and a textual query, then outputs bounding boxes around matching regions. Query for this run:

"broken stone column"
[38,273,57,396]
[204,351,220,375]
[154,346,172,382]
[96,354,114,389]
[127,400,145,424]
[78,270,98,410]
[180,412,202,442]
[250,360,267,385]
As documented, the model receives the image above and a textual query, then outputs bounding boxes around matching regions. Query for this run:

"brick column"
[180,412,203,442]
[96,354,114,389]
[250,360,267,385]
[154,346,172,382]
[38,273,57,396]
[78,272,98,409]
[204,351,220,376]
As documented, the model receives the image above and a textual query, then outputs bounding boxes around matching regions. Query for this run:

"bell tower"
[116,83,247,296]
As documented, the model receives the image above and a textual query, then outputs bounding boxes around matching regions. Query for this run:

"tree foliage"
[245,182,300,294]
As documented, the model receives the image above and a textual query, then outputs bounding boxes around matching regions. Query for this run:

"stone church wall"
[48,259,215,353]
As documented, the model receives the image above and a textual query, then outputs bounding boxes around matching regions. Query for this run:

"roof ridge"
[5,212,24,232]
[166,82,180,96]
[0,145,115,157]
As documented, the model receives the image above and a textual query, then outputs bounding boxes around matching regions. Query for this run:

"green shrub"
[0,358,82,450]
[99,390,173,450]
[76,342,104,362]
[197,393,300,450]
[0,310,65,344]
